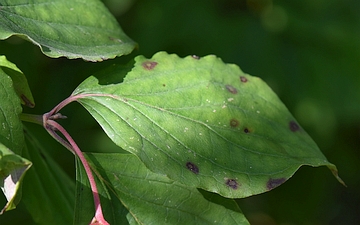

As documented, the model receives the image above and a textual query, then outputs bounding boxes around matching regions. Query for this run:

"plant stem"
[44,119,109,225]
[42,94,111,225]
[20,113,43,125]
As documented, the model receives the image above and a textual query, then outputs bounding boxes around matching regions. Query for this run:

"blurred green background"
[1,0,359,224]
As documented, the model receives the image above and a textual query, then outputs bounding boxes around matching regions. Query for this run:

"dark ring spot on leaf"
[225,85,237,94]
[289,121,300,132]
[230,119,239,127]
[244,128,249,133]
[240,76,248,83]
[225,178,239,190]
[162,84,166,87]
[186,162,199,174]
[191,55,200,59]
[142,61,158,70]
[266,178,286,190]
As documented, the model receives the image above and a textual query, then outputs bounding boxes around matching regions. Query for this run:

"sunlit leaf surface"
[73,52,342,198]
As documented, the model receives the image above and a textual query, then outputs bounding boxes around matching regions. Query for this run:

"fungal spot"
[225,178,239,190]
[267,178,286,190]
[186,162,199,174]
[225,85,237,94]
[142,61,158,70]
[230,119,239,127]
[244,128,250,133]
[191,55,200,59]
[162,84,166,87]
[289,121,300,132]
[240,76,248,83]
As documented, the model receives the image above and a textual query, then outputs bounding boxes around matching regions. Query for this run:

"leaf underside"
[0,0,136,61]
[73,52,341,198]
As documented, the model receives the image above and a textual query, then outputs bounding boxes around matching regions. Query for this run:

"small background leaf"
[0,143,31,214]
[0,64,27,213]
[83,153,249,225]
[0,55,34,107]
[0,0,136,61]
[0,65,24,154]
[74,52,341,198]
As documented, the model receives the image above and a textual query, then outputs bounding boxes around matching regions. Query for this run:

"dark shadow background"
[1,0,359,224]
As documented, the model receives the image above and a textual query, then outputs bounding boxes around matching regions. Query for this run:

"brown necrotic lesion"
[186,162,199,174]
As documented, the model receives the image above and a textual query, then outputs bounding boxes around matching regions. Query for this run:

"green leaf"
[0,62,28,213]
[0,66,24,154]
[74,157,129,225]
[0,55,34,107]
[0,143,31,214]
[19,127,75,225]
[73,52,343,198]
[83,153,249,224]
[0,0,136,61]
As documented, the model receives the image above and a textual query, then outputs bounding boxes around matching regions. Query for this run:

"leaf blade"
[0,55,34,107]
[0,0,136,61]
[85,153,250,225]
[74,52,341,198]
[0,143,31,214]
[0,61,27,213]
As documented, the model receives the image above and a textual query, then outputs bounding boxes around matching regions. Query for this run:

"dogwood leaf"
[0,57,29,213]
[0,0,136,61]
[73,52,343,198]
[0,55,34,107]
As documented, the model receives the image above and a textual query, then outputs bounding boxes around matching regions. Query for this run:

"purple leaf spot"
[230,119,239,128]
[186,162,199,174]
[225,179,239,190]
[225,85,238,94]
[240,76,248,83]
[267,178,286,190]
[142,61,158,70]
[289,121,300,132]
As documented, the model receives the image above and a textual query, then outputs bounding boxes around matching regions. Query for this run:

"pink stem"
[44,119,109,225]
[46,93,113,117]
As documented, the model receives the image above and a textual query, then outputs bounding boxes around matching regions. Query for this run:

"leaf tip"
[329,166,347,187]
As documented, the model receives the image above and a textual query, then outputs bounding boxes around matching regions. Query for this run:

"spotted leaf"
[72,52,343,198]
